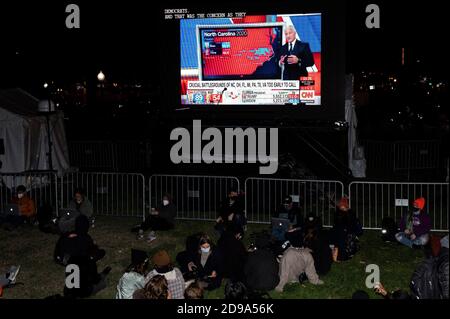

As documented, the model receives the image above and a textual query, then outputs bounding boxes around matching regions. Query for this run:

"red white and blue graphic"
[180,14,321,105]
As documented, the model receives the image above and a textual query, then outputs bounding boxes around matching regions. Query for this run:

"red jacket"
[11,196,36,218]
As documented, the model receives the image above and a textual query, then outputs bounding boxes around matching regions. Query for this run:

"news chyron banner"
[186,80,317,105]
[180,13,321,106]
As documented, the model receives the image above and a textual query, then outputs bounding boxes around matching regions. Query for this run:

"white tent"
[0,88,70,174]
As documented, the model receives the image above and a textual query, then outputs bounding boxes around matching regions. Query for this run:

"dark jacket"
[304,230,332,276]
[54,215,95,265]
[244,249,279,292]
[218,197,245,220]
[176,233,203,274]
[217,231,247,282]
[192,248,223,290]
[279,41,314,80]
[63,255,100,298]
[332,208,362,236]
[156,203,177,226]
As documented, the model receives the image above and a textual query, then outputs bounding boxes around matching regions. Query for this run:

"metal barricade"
[349,181,449,231]
[362,140,441,172]
[244,177,344,226]
[59,172,145,219]
[149,175,240,221]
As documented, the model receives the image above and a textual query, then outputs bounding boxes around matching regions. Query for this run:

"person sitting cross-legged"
[395,197,431,249]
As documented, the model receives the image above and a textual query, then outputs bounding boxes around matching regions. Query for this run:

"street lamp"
[97,71,106,100]
[97,71,105,82]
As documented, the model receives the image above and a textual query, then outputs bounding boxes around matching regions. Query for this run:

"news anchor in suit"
[278,25,315,80]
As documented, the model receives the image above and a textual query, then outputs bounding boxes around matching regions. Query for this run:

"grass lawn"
[0,216,427,299]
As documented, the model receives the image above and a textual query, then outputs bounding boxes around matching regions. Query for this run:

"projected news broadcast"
[180,14,321,106]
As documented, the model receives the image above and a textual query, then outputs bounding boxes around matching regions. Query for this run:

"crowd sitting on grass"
[1,186,448,300]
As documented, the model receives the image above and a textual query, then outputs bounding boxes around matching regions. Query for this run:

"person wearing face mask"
[186,234,223,290]
[131,194,176,238]
[68,188,94,220]
[396,197,431,248]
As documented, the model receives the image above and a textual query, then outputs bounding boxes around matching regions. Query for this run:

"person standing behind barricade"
[68,188,94,225]
[395,197,431,249]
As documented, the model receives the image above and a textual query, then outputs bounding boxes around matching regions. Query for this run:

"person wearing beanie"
[396,197,431,248]
[145,250,185,299]
[116,249,149,299]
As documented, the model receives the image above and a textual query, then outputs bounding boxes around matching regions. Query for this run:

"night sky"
[0,0,447,178]
[0,0,447,94]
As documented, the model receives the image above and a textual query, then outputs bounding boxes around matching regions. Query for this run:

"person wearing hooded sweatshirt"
[54,214,105,266]
[145,250,185,299]
[116,249,149,299]
[396,197,431,248]
[61,215,111,298]
[68,189,94,219]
